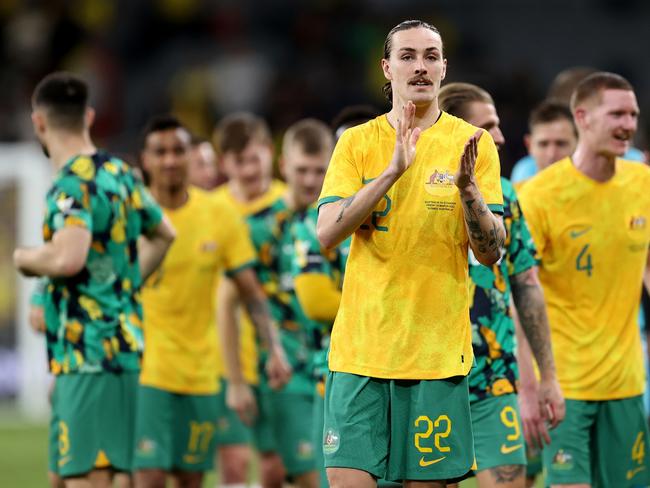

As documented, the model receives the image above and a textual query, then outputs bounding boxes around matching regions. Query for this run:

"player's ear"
[440,59,447,81]
[523,134,531,152]
[31,110,47,136]
[573,107,587,130]
[85,107,95,129]
[381,58,392,81]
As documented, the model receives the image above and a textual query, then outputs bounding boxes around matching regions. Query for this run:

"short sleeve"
[318,129,363,210]
[131,179,163,235]
[474,131,504,214]
[45,175,93,235]
[291,212,330,277]
[218,206,257,276]
[503,181,538,276]
[517,183,549,260]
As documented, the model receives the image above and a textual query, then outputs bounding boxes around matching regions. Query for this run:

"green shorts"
[542,395,650,486]
[471,394,526,472]
[215,379,253,446]
[48,404,59,474]
[525,443,542,478]
[133,384,219,472]
[314,380,328,487]
[323,372,474,483]
[254,389,316,476]
[52,371,138,477]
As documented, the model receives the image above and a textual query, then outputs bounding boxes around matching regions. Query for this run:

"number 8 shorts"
[323,372,474,483]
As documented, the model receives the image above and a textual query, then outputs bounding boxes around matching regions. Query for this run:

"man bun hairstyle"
[382,20,442,104]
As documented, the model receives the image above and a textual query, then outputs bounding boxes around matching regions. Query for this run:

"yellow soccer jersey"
[211,180,287,384]
[519,158,650,400]
[141,187,256,394]
[318,113,503,379]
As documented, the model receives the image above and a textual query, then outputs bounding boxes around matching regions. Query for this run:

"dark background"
[2,0,649,176]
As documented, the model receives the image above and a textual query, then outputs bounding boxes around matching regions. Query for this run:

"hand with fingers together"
[455,129,483,190]
[389,101,422,176]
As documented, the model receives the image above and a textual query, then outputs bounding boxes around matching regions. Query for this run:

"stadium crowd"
[12,17,650,488]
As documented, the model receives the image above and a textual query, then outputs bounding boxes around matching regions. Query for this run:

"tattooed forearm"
[242,296,276,348]
[511,269,556,376]
[488,465,525,483]
[336,196,356,223]
[463,196,505,260]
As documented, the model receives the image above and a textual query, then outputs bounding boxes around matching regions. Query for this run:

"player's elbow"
[316,222,337,250]
[476,250,500,267]
[55,253,87,277]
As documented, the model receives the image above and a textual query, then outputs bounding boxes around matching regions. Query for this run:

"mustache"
[408,76,433,84]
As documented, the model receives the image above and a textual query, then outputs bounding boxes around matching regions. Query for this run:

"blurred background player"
[187,136,221,190]
[280,118,337,487]
[221,118,335,488]
[511,66,645,184]
[211,112,287,488]
[330,105,381,140]
[317,20,505,487]
[13,72,175,488]
[519,72,650,487]
[133,115,289,488]
[439,82,564,488]
[513,101,578,188]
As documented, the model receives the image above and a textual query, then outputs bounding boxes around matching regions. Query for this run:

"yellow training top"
[140,187,256,394]
[318,113,503,379]
[211,180,286,384]
[519,157,650,400]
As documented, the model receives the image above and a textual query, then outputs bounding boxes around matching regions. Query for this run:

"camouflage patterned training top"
[468,177,537,402]
[42,151,163,375]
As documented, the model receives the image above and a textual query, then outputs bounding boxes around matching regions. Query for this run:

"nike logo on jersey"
[500,443,523,454]
[419,456,446,467]
[569,226,592,239]
[627,466,645,480]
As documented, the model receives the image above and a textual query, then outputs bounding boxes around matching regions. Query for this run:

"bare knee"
[260,453,286,488]
[327,467,376,488]
[171,470,203,488]
[219,445,252,483]
[135,469,166,488]
[294,470,319,488]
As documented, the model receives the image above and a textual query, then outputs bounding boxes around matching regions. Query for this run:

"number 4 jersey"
[518,157,650,400]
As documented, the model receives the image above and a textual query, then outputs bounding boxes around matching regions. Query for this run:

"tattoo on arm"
[511,271,555,375]
[242,296,274,348]
[464,197,504,256]
[336,196,356,223]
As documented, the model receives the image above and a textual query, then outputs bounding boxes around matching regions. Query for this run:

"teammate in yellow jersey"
[133,115,289,488]
[439,82,564,488]
[211,112,287,488]
[518,72,650,488]
[316,20,505,488]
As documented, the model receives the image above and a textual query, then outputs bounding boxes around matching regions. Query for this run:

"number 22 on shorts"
[414,415,452,467]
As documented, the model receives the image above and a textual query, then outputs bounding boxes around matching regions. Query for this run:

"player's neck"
[571,144,617,182]
[387,99,441,131]
[47,131,96,170]
[228,179,269,204]
[283,190,308,213]
[150,185,189,210]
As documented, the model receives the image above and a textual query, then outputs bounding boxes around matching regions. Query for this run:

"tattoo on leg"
[336,196,355,223]
[489,465,525,483]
